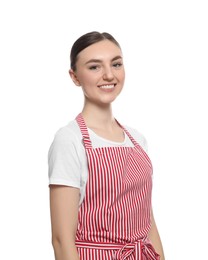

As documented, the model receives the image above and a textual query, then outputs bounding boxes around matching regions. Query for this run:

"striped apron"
[75,114,160,260]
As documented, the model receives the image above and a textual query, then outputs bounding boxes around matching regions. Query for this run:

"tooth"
[100,84,114,89]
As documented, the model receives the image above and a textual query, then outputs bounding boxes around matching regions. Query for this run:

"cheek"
[77,71,98,86]
[119,70,125,82]
[76,72,88,86]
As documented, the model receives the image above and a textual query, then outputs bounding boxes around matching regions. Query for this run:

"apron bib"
[75,114,160,260]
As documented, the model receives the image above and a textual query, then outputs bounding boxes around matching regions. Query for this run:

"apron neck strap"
[76,113,93,149]
[115,119,139,147]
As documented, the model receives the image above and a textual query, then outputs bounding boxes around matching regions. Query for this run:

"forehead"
[77,40,122,63]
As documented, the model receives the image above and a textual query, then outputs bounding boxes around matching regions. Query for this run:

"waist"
[76,239,138,250]
[75,239,160,259]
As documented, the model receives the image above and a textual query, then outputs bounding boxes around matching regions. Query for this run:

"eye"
[89,65,100,70]
[113,62,123,68]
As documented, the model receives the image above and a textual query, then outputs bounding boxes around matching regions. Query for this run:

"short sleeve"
[139,133,148,153]
[48,127,81,189]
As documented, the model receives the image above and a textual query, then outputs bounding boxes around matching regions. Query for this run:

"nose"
[102,66,114,81]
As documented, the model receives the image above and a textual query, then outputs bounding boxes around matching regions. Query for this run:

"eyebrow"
[85,55,123,65]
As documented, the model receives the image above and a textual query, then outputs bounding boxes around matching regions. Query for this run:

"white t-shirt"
[48,120,148,205]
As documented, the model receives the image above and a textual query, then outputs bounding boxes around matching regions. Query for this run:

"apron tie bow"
[114,240,160,260]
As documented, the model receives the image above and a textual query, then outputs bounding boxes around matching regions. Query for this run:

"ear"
[69,69,81,86]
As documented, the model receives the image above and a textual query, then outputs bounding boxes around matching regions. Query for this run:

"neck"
[81,103,115,129]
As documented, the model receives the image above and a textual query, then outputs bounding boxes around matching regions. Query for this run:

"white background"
[0,0,207,259]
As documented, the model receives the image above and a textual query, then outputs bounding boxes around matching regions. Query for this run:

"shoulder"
[124,125,148,152]
[49,120,83,155]
[52,120,82,144]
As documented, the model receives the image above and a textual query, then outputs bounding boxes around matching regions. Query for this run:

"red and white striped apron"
[75,114,160,260]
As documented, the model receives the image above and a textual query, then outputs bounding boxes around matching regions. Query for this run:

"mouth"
[98,84,116,89]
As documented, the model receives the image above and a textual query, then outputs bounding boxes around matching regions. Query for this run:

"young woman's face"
[70,40,125,106]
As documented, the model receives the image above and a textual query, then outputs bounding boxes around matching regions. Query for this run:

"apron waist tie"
[75,240,160,260]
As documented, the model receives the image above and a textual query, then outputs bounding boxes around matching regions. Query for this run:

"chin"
[100,97,118,105]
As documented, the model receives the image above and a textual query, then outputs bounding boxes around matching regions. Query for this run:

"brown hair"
[70,31,121,71]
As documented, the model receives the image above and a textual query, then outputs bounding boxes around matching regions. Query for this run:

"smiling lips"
[98,84,116,89]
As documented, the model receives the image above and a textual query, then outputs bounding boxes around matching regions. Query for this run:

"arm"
[148,208,165,260]
[50,185,80,260]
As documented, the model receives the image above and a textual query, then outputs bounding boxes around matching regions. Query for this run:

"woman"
[48,31,165,259]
